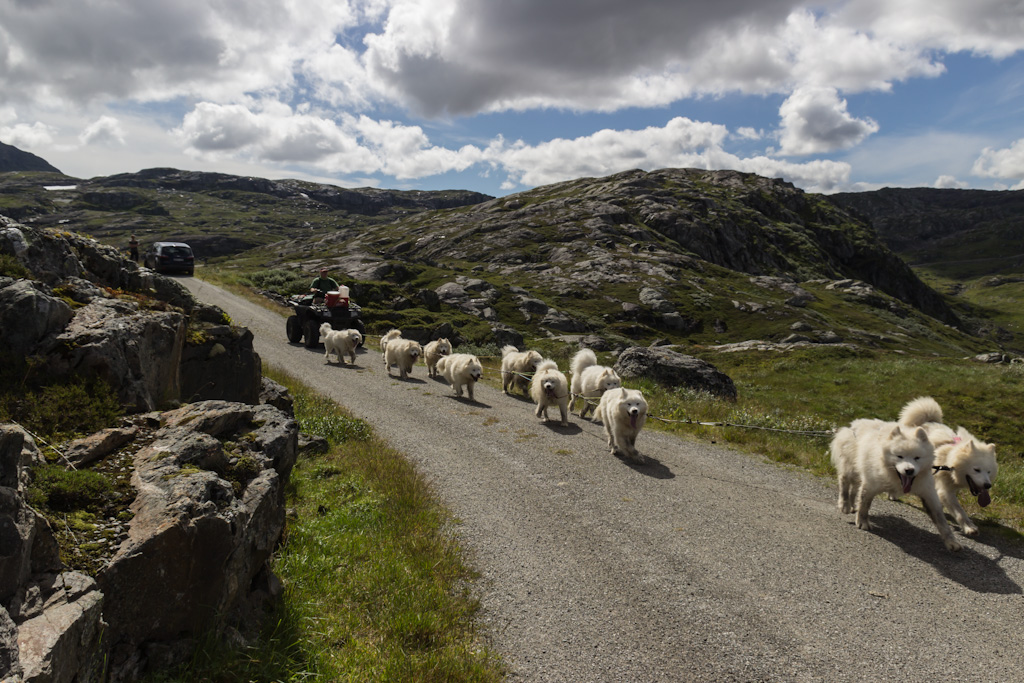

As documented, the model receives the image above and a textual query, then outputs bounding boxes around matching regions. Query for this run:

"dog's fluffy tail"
[570,348,597,376]
[899,396,943,427]
[535,359,559,374]
[501,345,518,359]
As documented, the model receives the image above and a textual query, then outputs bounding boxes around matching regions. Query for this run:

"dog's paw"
[945,537,963,552]
[856,519,873,531]
[962,524,980,537]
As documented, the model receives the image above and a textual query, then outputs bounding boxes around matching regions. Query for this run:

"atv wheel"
[286,315,303,343]
[303,319,320,348]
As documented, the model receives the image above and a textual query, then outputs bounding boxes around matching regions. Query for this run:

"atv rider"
[309,268,340,303]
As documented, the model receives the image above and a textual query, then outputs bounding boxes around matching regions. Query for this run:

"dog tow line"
[644,413,837,437]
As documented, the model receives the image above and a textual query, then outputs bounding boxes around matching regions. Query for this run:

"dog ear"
[913,427,928,442]
[889,425,903,440]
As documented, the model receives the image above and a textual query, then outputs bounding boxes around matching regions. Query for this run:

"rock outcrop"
[0,219,261,409]
[1,398,298,682]
[0,217,283,681]
[614,346,737,400]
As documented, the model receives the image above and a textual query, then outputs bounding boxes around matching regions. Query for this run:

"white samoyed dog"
[569,348,622,419]
[437,353,483,401]
[899,396,997,537]
[830,417,961,551]
[319,323,362,365]
[529,359,570,426]
[501,345,544,395]
[595,387,648,461]
[379,328,402,354]
[383,338,422,379]
[423,338,453,378]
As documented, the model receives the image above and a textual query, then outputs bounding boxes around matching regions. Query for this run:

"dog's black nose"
[985,482,992,489]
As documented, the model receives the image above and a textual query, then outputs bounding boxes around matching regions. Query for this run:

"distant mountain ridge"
[830,187,1024,279]
[1,149,1017,353]
[0,141,62,174]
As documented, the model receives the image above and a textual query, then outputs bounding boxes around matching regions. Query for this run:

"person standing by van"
[128,234,140,262]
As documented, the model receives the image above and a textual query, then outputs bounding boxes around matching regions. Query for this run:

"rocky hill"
[246,167,993,355]
[0,142,61,174]
[830,187,1024,280]
[2,158,1017,354]
[0,165,491,260]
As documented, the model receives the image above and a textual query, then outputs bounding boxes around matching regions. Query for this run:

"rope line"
[502,359,839,437]
[646,413,835,437]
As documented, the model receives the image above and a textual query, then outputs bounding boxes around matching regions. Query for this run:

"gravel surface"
[184,276,1024,682]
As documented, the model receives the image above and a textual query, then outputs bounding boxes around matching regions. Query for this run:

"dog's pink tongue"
[899,472,914,494]
[978,490,992,507]
[630,414,637,429]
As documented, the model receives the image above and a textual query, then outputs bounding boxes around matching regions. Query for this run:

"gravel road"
[183,276,1024,682]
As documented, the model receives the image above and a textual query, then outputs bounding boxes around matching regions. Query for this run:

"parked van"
[143,241,195,275]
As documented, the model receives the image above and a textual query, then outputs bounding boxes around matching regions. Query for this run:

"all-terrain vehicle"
[286,293,366,348]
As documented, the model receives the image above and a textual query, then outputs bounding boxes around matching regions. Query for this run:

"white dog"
[501,345,544,395]
[529,359,570,426]
[437,353,483,401]
[570,348,622,419]
[595,387,648,461]
[830,417,961,551]
[320,323,362,365]
[380,328,402,354]
[899,396,998,536]
[423,338,453,378]
[383,337,422,379]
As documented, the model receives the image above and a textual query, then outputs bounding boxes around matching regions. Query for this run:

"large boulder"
[179,324,262,405]
[0,428,62,605]
[11,572,104,683]
[614,346,737,400]
[96,401,297,673]
[0,280,74,358]
[1,426,101,683]
[48,298,186,412]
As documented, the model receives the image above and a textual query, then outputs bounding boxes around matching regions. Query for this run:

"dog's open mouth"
[629,412,638,429]
[967,476,992,507]
[898,471,915,494]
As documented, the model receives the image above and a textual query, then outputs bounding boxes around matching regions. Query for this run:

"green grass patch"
[154,364,504,682]
[0,253,32,278]
[635,347,1024,532]
[26,464,113,512]
[0,354,123,443]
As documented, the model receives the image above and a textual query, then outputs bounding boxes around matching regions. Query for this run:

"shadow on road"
[870,515,1021,594]
[441,395,492,408]
[537,421,583,435]
[620,453,675,480]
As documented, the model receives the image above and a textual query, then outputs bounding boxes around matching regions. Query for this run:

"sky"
[1,0,1023,198]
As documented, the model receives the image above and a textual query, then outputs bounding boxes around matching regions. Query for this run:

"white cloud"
[486,117,729,187]
[837,0,1024,59]
[0,0,364,106]
[0,121,57,149]
[934,175,968,189]
[1,0,1022,195]
[972,138,1024,180]
[778,86,879,155]
[483,116,850,194]
[79,116,127,146]
[174,102,483,179]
